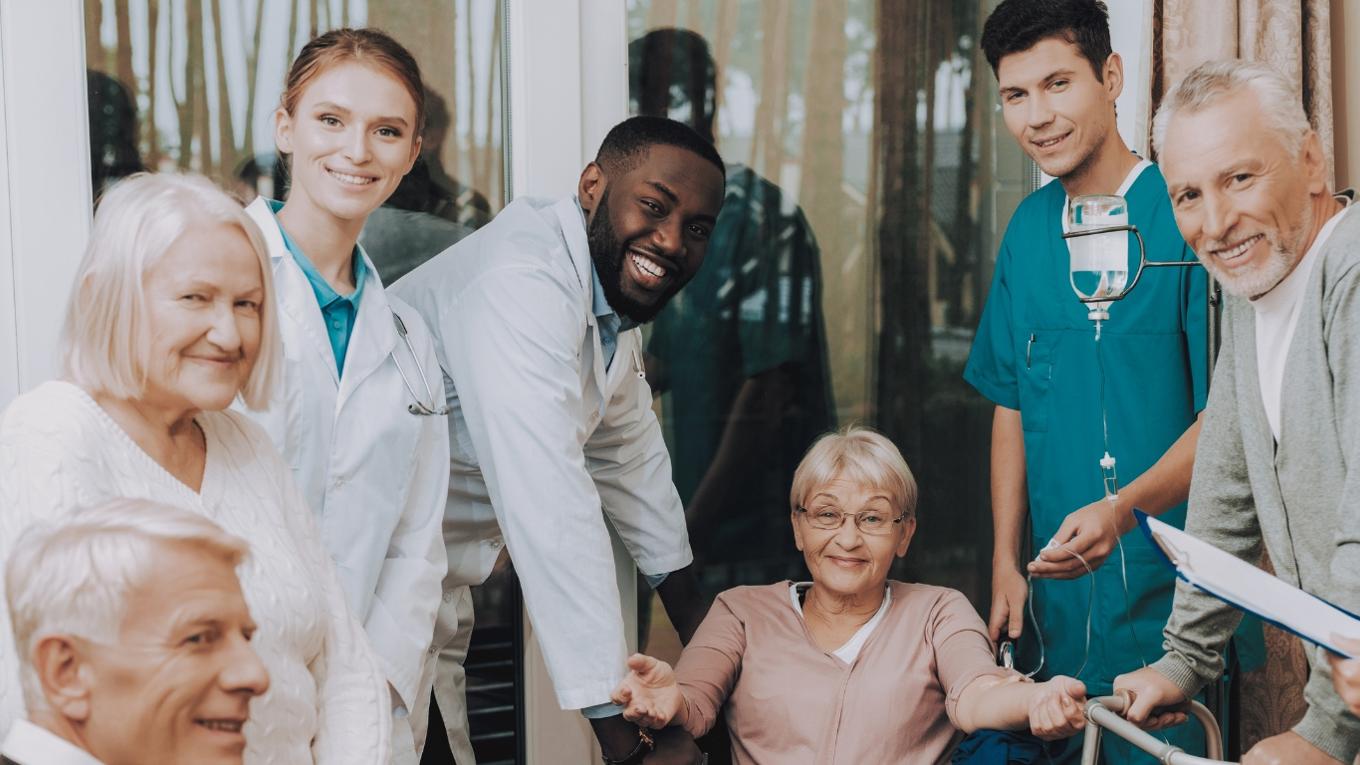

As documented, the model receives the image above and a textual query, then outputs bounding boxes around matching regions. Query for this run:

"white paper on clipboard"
[1138,512,1360,658]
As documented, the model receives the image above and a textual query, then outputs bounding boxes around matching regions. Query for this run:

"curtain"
[1154,0,1334,182]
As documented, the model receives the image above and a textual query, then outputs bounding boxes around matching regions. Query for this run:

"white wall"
[1110,0,1154,156]
[509,2,635,762]
[0,0,92,409]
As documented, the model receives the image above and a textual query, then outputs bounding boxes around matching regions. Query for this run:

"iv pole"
[1061,219,1229,753]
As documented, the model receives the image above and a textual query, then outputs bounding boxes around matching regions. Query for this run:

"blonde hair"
[5,499,250,710]
[60,172,280,409]
[790,426,920,519]
[1152,59,1311,160]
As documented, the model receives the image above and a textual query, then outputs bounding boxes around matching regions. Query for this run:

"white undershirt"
[1060,158,1152,234]
[1252,199,1353,442]
[789,582,892,663]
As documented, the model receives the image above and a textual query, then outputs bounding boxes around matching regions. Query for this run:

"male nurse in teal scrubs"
[965,1,1258,761]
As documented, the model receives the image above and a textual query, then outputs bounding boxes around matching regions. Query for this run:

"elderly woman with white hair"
[3,499,270,765]
[611,427,1088,763]
[0,173,390,764]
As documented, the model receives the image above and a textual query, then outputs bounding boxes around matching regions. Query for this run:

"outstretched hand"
[611,653,683,730]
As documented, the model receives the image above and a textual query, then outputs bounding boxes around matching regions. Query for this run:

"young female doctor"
[240,29,450,765]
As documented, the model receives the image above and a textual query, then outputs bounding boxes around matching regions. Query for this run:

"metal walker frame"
[1079,695,1232,764]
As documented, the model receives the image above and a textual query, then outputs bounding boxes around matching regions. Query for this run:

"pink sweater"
[674,581,1011,764]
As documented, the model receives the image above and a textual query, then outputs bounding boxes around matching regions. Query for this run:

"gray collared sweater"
[1152,195,1360,761]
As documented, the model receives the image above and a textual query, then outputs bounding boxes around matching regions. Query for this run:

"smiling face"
[274,60,421,225]
[80,543,268,765]
[139,223,264,416]
[791,476,916,600]
[579,144,725,323]
[998,37,1120,181]
[1161,88,1323,300]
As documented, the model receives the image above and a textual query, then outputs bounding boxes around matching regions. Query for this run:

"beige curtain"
[1155,0,1334,182]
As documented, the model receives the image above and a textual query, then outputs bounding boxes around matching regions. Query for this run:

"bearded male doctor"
[394,115,724,764]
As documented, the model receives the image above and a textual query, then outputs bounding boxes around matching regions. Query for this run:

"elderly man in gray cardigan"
[1112,59,1359,765]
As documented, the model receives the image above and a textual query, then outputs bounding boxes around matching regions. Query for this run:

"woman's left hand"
[1028,676,1087,740]
[611,653,683,730]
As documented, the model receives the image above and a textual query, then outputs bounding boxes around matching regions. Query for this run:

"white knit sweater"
[0,381,390,764]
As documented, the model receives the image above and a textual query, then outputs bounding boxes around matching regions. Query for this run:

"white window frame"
[0,0,92,407]
[508,1,634,762]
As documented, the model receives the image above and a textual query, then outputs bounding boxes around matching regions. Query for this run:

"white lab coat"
[242,198,450,717]
[392,196,693,710]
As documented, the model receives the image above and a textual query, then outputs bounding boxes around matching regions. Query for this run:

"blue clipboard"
[1135,508,1360,659]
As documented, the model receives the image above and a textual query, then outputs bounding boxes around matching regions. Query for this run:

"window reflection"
[632,28,836,601]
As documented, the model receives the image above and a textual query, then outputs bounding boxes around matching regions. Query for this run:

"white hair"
[4,499,250,711]
[61,172,280,409]
[1152,59,1312,160]
[791,426,919,519]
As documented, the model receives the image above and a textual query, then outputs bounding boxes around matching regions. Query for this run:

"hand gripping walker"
[1078,691,1231,765]
[1065,197,1232,762]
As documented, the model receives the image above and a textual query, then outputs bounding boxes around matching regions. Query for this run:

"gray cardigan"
[1151,195,1360,761]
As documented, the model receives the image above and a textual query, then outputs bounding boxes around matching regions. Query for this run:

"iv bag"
[1067,195,1130,321]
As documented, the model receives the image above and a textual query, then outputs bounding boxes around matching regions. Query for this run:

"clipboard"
[1136,509,1360,658]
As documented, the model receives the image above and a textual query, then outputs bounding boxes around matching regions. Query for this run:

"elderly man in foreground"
[1,499,270,765]
[1114,59,1358,764]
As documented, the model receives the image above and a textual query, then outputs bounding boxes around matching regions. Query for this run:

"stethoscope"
[390,312,451,416]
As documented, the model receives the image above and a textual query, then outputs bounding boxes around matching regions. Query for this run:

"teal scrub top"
[965,164,1209,698]
[267,199,366,375]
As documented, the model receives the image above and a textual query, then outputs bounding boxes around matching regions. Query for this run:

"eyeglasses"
[795,505,907,536]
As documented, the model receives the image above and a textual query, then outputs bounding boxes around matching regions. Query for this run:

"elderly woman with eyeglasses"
[612,427,1087,764]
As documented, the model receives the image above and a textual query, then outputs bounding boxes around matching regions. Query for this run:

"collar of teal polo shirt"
[266,198,367,372]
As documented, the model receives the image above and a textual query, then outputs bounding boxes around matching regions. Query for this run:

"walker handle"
[1079,695,1228,764]
[1110,689,1193,717]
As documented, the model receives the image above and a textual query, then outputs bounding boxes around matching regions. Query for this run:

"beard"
[586,187,680,324]
[1203,192,1312,300]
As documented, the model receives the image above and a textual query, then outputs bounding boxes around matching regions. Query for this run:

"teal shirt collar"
[265,199,367,307]
[587,252,638,372]
[580,192,637,372]
[589,257,639,320]
[265,198,366,374]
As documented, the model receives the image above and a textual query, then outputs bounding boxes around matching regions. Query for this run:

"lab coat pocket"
[1018,334,1055,433]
